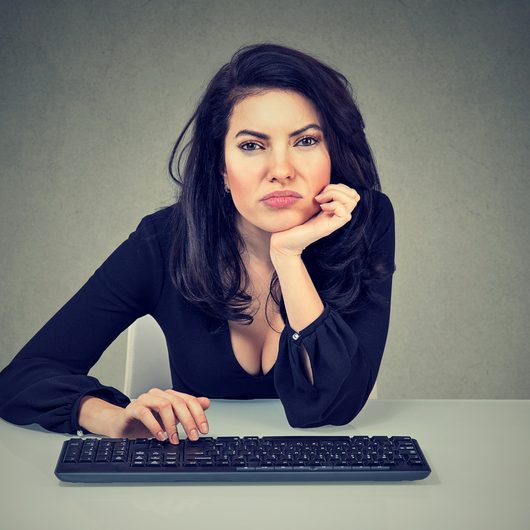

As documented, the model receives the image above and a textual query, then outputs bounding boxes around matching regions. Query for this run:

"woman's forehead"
[228,90,321,132]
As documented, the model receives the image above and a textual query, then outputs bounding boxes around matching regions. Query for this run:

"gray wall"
[1,0,528,399]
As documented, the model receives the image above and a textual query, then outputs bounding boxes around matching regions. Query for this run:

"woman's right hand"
[108,388,211,444]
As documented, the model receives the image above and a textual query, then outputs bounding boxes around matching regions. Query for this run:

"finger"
[145,389,187,443]
[129,397,171,442]
[152,390,211,443]
[316,184,359,202]
[169,399,202,441]
[142,393,181,443]
[317,189,359,213]
[328,183,359,196]
[164,390,211,410]
[198,396,211,410]
[154,395,183,444]
[314,188,352,203]
[319,202,335,216]
[166,390,210,435]
[193,396,212,410]
[148,389,205,441]
[335,183,360,200]
[164,390,211,413]
[320,201,352,220]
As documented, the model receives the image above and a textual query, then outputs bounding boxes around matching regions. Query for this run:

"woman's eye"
[240,142,261,151]
[297,135,319,146]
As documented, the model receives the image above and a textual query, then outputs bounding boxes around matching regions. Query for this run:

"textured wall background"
[1,0,528,398]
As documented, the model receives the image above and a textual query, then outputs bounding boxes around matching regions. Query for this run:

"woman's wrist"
[78,395,124,437]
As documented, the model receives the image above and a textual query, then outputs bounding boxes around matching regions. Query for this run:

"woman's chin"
[263,218,306,233]
[261,209,315,232]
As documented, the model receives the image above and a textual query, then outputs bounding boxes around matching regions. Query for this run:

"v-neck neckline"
[222,320,278,379]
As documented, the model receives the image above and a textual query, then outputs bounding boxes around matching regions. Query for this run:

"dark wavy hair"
[166,42,395,332]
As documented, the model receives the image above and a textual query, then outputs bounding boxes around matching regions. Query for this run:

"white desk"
[1,399,528,530]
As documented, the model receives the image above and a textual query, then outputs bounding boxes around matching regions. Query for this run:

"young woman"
[0,43,395,445]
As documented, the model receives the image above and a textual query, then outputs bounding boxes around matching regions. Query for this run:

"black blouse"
[0,190,395,434]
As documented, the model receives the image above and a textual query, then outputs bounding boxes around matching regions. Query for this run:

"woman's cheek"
[303,201,321,222]
[227,177,249,205]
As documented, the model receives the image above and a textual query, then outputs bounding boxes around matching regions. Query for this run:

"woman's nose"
[268,153,295,181]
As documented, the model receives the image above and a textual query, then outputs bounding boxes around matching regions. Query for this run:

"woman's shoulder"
[357,189,394,253]
[368,189,394,226]
[370,188,393,209]
[141,203,175,224]
[130,204,177,252]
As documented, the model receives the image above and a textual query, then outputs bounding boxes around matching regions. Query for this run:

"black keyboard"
[55,435,431,483]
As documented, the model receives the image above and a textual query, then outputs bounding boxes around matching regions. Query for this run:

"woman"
[0,43,395,445]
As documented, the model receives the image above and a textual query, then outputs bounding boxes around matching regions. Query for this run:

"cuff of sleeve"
[285,301,331,341]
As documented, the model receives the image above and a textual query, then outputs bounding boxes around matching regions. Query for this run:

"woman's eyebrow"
[234,123,322,140]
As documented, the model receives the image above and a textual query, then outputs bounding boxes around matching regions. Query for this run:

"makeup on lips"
[261,190,302,208]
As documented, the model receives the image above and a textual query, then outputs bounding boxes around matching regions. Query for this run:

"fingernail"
[190,429,198,440]
[171,433,179,444]
[157,431,167,441]
[201,422,208,433]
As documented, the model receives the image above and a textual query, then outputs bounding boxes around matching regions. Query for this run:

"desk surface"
[1,399,529,530]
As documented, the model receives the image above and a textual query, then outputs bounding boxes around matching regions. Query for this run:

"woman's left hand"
[270,183,361,257]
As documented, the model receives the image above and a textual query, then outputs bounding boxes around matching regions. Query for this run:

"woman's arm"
[271,192,395,427]
[0,209,169,435]
[270,252,325,385]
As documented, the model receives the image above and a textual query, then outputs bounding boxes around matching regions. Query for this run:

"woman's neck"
[236,214,274,273]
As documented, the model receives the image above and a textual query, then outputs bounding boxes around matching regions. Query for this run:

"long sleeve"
[274,192,395,428]
[0,211,167,435]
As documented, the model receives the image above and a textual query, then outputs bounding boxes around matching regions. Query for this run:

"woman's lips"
[262,196,301,208]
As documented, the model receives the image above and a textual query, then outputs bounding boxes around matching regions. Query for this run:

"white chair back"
[124,315,171,398]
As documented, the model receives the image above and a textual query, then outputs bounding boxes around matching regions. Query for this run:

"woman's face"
[223,89,331,234]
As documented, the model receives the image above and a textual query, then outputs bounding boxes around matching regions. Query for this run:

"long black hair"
[166,42,395,332]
